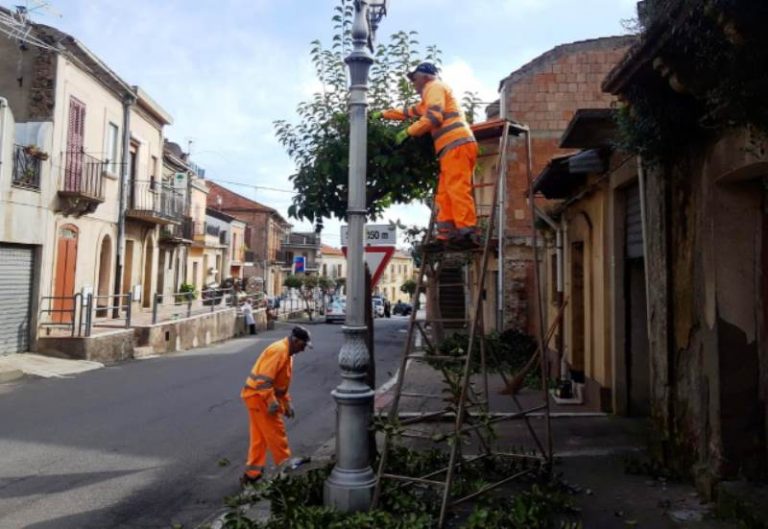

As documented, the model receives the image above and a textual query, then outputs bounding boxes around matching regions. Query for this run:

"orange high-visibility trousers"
[243,396,291,479]
[435,142,478,239]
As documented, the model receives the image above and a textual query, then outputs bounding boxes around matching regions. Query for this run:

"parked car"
[393,301,412,316]
[372,298,385,318]
[325,298,346,323]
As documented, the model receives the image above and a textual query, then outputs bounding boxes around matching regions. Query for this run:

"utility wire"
[204,176,296,195]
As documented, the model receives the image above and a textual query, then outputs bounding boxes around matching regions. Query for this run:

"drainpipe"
[636,156,653,367]
[113,92,136,317]
[497,83,508,332]
[0,98,7,174]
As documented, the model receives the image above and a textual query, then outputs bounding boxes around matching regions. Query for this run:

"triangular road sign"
[341,246,396,289]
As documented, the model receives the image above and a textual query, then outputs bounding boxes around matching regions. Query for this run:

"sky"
[4,0,638,247]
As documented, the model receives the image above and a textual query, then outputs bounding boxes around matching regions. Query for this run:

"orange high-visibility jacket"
[241,337,293,410]
[382,79,475,158]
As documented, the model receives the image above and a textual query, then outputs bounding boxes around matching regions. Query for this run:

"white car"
[372,298,385,318]
[325,298,346,323]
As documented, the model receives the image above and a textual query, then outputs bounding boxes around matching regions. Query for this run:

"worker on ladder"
[373,62,479,249]
[239,326,312,486]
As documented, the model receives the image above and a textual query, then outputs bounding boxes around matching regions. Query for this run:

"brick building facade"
[206,182,290,296]
[492,36,635,333]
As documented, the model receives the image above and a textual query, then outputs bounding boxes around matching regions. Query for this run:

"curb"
[0,368,24,383]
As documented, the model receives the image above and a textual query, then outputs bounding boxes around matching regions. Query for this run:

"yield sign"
[341,246,396,289]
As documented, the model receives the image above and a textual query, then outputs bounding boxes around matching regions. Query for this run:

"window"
[105,122,119,174]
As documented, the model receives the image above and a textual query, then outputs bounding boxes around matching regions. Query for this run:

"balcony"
[282,232,321,249]
[126,180,185,224]
[11,144,42,190]
[58,148,107,216]
[159,216,194,244]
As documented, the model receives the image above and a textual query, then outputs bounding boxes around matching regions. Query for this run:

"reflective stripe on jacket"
[241,337,293,409]
[382,79,475,157]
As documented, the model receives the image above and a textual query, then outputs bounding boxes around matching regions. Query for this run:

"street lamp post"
[324,0,387,512]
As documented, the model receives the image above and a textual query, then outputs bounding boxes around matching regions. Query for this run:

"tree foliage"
[615,0,768,163]
[275,0,472,227]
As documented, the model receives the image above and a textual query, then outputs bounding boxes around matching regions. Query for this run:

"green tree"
[275,0,483,225]
[400,278,417,297]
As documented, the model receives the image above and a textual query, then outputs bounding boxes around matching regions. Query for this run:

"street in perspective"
[1,0,767,528]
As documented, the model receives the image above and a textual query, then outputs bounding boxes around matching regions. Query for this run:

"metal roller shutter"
[625,183,644,259]
[0,244,34,355]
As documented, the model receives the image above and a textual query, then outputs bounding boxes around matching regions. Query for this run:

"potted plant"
[23,144,49,161]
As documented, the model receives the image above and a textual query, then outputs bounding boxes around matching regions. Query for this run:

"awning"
[533,149,606,199]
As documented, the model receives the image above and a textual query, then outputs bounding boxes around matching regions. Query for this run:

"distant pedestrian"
[384,299,391,318]
[239,326,312,486]
[242,298,257,335]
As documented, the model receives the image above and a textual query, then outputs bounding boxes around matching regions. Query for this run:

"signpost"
[341,224,396,247]
[341,224,397,289]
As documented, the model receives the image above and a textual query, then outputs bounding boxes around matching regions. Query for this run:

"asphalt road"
[0,317,409,529]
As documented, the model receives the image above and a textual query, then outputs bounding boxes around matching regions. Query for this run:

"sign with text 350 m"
[340,224,397,247]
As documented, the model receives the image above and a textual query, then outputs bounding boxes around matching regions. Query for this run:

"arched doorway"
[53,224,78,324]
[96,235,112,317]
[142,235,155,308]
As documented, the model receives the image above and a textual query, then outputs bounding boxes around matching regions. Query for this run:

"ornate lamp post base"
[324,325,376,510]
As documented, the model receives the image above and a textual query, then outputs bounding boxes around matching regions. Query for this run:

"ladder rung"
[407,354,467,362]
[380,473,446,487]
[400,392,445,400]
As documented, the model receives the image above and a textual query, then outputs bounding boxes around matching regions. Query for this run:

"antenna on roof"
[0,0,62,51]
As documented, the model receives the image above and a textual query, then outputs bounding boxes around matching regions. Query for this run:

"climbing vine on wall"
[615,0,768,163]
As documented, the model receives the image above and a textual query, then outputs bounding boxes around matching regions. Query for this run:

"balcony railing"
[61,148,106,200]
[11,144,42,190]
[126,180,185,224]
[159,216,194,243]
[282,233,321,247]
[58,148,107,215]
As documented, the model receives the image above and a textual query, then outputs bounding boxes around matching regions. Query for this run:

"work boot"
[448,230,480,250]
[423,239,448,253]
[239,473,262,488]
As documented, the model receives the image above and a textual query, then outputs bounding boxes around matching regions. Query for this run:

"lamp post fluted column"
[324,0,385,512]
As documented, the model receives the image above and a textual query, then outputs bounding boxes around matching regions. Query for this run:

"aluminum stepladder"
[372,120,553,528]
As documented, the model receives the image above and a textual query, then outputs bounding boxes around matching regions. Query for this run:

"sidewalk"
[0,352,103,383]
[372,360,738,528]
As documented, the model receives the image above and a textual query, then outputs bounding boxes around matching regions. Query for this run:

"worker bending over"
[374,61,479,248]
[240,326,312,486]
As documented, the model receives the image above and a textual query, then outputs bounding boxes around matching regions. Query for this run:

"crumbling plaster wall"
[644,129,768,494]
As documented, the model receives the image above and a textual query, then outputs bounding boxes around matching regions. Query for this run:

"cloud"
[441,58,498,103]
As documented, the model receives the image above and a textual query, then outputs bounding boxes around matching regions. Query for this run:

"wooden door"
[53,225,78,324]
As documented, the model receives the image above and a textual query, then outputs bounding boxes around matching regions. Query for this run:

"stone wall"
[37,329,135,363]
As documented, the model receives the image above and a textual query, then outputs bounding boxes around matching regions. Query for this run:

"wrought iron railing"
[128,180,185,220]
[62,148,107,199]
[160,216,195,241]
[11,144,42,190]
